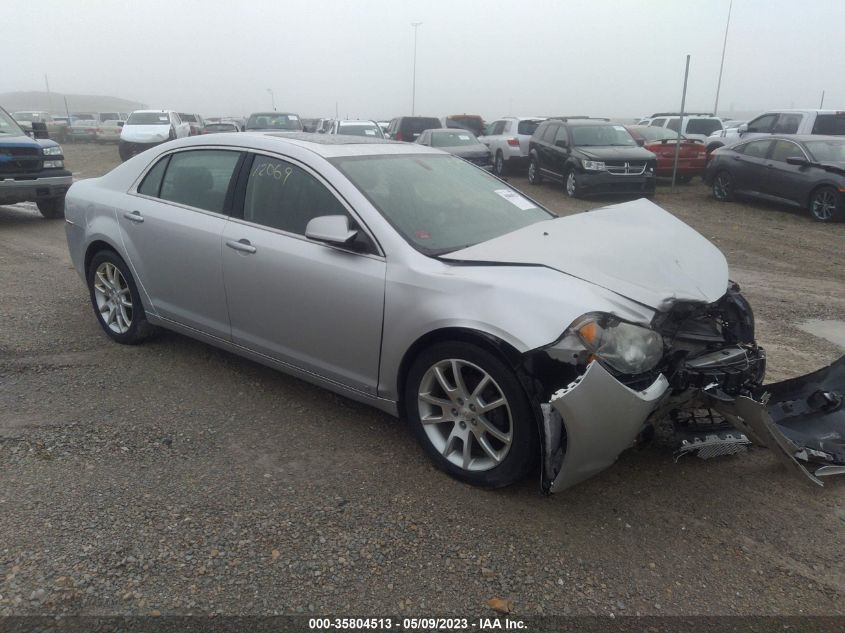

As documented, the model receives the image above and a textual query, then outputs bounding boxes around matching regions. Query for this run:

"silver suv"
[705,109,845,153]
[478,116,545,176]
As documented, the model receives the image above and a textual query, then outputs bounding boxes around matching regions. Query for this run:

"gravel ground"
[1,145,844,617]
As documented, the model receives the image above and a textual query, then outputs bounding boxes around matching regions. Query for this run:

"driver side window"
[242,155,353,237]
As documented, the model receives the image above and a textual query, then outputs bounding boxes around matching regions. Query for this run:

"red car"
[626,125,707,182]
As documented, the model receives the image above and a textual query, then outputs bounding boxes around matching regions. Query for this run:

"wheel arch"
[84,238,123,276]
[806,181,840,208]
[396,327,526,420]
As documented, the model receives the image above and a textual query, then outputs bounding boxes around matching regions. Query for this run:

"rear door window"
[811,114,845,135]
[739,140,773,158]
[517,119,541,135]
[666,118,680,132]
[542,123,559,142]
[650,118,667,127]
[159,150,242,213]
[242,155,352,236]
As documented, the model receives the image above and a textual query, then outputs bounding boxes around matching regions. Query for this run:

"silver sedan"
[64,132,845,491]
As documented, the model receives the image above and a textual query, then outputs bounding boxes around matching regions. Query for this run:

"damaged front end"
[525,283,845,493]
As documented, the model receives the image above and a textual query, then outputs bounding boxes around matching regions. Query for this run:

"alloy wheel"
[93,262,133,334]
[566,171,577,197]
[714,172,732,201]
[528,160,537,184]
[811,189,837,221]
[417,358,513,472]
[495,153,504,176]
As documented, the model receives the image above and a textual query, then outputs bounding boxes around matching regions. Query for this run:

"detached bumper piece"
[708,355,845,485]
[541,361,669,493]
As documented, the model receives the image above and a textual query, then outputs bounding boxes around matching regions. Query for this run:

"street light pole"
[713,0,733,115]
[411,22,422,115]
[267,88,276,111]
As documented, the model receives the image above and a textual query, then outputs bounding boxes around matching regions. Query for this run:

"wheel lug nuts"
[459,421,466,429]
[469,404,476,411]
[457,398,464,405]
[451,408,458,416]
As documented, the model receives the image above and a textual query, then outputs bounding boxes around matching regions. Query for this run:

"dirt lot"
[1,144,844,617]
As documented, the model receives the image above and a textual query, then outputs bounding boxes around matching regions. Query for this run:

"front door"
[222,153,386,395]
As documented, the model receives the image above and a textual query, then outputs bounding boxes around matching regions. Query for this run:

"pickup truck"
[12,110,69,143]
[0,105,72,218]
[705,110,845,153]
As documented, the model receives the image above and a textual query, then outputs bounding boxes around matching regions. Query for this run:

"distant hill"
[0,91,146,115]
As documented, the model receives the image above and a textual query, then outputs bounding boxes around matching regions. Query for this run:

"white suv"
[478,116,545,176]
[636,113,724,143]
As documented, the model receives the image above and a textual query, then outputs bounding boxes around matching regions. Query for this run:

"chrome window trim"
[770,138,810,162]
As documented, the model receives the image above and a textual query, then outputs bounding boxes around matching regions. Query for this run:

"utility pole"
[820,90,825,109]
[713,0,733,115]
[672,55,691,191]
[411,22,422,115]
[267,88,276,111]
[45,74,53,113]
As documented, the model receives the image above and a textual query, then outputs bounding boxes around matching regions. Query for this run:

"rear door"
[221,152,386,394]
[120,148,243,338]
[765,139,812,204]
[731,139,774,193]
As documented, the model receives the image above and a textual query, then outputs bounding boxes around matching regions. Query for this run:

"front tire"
[527,157,542,185]
[712,170,734,201]
[87,250,155,344]
[405,342,538,488]
[493,151,507,177]
[36,197,65,219]
[809,186,843,222]
[564,169,581,198]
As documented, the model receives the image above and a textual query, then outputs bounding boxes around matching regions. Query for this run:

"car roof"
[554,119,616,127]
[131,110,172,114]
[759,134,844,143]
[166,131,444,158]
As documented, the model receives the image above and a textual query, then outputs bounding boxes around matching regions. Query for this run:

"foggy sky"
[4,0,843,120]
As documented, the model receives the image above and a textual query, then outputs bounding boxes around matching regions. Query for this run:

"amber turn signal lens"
[578,321,600,345]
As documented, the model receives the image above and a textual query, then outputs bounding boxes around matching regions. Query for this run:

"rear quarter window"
[812,115,845,135]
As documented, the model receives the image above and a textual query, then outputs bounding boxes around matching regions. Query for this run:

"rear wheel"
[87,250,155,344]
[405,342,538,488]
[527,157,542,185]
[36,197,65,219]
[809,186,843,222]
[712,170,734,201]
[493,151,506,177]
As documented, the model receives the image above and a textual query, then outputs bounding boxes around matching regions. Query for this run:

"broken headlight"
[570,313,664,375]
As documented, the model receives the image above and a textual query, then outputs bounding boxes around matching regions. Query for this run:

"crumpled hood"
[121,125,170,143]
[441,199,729,310]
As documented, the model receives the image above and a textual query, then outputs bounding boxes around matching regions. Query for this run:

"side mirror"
[786,156,810,167]
[738,123,749,134]
[305,215,358,246]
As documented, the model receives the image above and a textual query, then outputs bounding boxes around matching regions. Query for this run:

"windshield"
[804,139,845,162]
[571,125,637,147]
[0,109,24,135]
[338,123,382,138]
[430,131,479,147]
[127,112,171,125]
[13,112,40,122]
[629,125,686,142]
[686,119,723,135]
[517,120,542,135]
[100,112,120,121]
[331,154,552,255]
[246,113,302,130]
[206,123,238,132]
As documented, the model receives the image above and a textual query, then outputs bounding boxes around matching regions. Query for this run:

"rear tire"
[712,170,734,202]
[36,197,65,219]
[87,250,155,345]
[404,341,539,488]
[809,186,843,222]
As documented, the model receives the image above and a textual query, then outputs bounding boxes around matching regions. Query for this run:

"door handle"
[225,238,257,254]
[123,210,144,223]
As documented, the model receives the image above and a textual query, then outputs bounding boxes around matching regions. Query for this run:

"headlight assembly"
[42,146,63,156]
[570,312,664,375]
[582,160,606,171]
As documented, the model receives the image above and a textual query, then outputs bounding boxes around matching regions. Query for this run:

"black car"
[385,116,441,142]
[705,135,845,222]
[527,118,656,198]
[415,128,491,168]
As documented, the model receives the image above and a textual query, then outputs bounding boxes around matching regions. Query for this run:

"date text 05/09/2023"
[308,617,528,630]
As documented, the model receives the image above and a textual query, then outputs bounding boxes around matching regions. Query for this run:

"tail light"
[506,138,520,147]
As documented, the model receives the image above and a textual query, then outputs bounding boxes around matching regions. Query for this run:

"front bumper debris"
[706,355,845,485]
[541,360,669,493]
